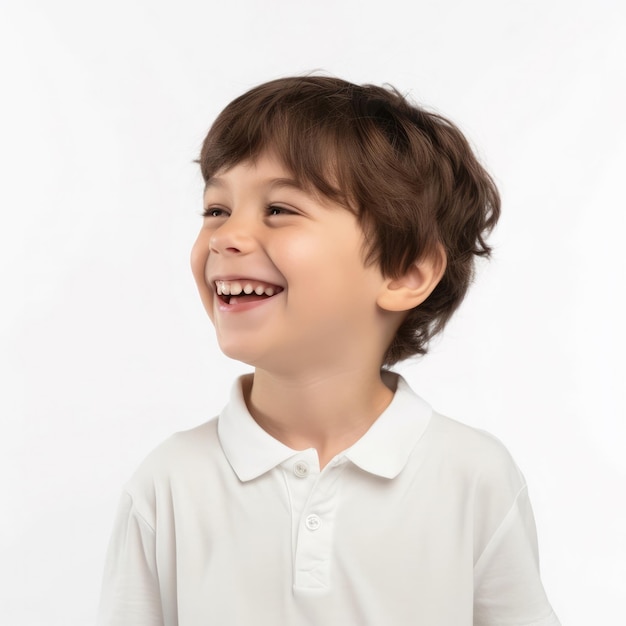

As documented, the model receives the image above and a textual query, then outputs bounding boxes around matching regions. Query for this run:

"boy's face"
[191,152,397,373]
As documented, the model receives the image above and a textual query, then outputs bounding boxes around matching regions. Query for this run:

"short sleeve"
[97,492,164,626]
[473,485,560,626]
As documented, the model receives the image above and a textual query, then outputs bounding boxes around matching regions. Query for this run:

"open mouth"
[215,279,284,305]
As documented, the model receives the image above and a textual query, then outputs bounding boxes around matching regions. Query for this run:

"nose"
[209,213,257,255]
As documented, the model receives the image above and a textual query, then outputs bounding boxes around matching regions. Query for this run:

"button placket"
[293,461,347,592]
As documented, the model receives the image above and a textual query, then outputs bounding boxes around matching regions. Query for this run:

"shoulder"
[407,412,538,566]
[417,412,528,523]
[129,418,220,482]
[121,418,222,523]
[435,412,521,460]
[389,374,523,486]
[428,412,524,481]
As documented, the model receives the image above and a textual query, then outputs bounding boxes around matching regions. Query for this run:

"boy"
[98,77,560,625]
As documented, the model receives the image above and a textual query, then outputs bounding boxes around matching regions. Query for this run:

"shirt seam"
[123,489,156,534]
[473,482,528,570]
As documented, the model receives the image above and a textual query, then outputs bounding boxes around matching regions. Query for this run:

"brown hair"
[198,76,500,365]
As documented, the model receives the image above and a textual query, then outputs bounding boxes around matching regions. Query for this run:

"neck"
[244,366,396,469]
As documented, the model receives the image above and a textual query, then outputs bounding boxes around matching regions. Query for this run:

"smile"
[215,279,284,306]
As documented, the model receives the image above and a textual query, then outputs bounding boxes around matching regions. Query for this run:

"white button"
[305,514,321,531]
[293,461,309,478]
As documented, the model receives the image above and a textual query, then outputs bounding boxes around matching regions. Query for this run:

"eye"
[267,205,295,216]
[203,207,229,218]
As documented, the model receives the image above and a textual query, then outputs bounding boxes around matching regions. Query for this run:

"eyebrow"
[269,177,304,192]
[204,176,304,192]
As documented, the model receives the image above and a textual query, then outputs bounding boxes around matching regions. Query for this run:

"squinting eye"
[203,208,227,218]
[267,205,292,216]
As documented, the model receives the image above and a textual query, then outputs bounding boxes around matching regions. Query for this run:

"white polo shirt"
[98,374,560,626]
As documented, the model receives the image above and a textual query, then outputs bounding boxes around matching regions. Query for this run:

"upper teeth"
[216,280,279,297]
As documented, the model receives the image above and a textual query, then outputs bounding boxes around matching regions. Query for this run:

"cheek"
[275,242,333,298]
[190,233,210,286]
[190,233,214,316]
[281,239,374,305]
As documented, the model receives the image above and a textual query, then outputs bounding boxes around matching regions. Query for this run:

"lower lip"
[216,293,281,313]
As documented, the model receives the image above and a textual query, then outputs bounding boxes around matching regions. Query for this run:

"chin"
[217,342,300,375]
[216,340,262,368]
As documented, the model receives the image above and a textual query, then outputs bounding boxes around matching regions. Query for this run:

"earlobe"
[376,245,447,312]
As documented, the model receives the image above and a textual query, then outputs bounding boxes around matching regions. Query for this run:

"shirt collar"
[344,374,432,478]
[217,373,432,482]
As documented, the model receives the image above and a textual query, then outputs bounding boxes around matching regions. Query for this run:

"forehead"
[203,153,324,202]
[207,155,288,182]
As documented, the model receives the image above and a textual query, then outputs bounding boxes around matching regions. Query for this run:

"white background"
[1,0,624,623]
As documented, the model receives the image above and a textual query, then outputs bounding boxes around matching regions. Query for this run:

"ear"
[376,245,447,312]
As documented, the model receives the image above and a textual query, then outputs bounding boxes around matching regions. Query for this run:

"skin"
[191,152,445,469]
